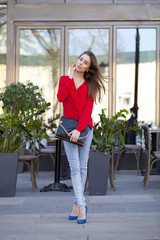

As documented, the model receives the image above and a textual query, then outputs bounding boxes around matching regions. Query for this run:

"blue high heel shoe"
[77,206,87,224]
[69,215,78,220]
[69,206,79,220]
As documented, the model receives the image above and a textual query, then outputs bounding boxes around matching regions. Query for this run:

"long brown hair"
[78,51,105,103]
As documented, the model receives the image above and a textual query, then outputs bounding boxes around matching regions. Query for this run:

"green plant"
[44,114,60,134]
[1,81,46,114]
[91,109,141,154]
[0,81,51,153]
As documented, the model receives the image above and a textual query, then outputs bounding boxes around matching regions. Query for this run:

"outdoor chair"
[19,137,39,191]
[114,131,143,175]
[141,124,160,188]
[36,141,56,176]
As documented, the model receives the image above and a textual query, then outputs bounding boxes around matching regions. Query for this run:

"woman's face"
[75,54,91,73]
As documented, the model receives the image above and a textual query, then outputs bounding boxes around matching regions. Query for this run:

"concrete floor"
[0,170,160,240]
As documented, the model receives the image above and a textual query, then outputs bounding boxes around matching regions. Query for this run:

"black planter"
[0,153,19,197]
[88,151,110,195]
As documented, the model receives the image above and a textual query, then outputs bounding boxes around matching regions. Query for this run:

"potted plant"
[88,108,141,195]
[0,81,50,197]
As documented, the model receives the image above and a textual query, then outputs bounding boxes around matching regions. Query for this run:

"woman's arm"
[57,76,73,102]
[57,64,76,102]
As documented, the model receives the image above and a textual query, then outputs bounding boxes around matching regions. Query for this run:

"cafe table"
[40,135,72,192]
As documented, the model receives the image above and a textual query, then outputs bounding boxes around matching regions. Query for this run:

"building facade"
[0,0,160,127]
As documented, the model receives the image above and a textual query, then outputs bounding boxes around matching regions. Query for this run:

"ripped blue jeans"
[63,128,93,209]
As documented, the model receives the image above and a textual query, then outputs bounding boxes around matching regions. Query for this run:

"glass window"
[17,0,64,3]
[19,29,61,131]
[0,5,7,89]
[66,0,112,3]
[114,0,160,3]
[68,28,109,122]
[116,28,156,124]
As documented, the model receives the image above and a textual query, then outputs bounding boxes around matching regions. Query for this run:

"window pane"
[68,28,109,122]
[115,0,160,2]
[17,0,64,3]
[0,5,7,89]
[138,29,156,124]
[19,29,61,132]
[116,28,156,124]
[67,0,112,3]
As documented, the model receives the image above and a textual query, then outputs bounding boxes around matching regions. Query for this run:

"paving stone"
[0,171,160,240]
[120,194,156,202]
[152,194,160,203]
[0,205,20,214]
[90,202,127,213]
[125,202,160,213]
[0,197,25,205]
[89,195,123,203]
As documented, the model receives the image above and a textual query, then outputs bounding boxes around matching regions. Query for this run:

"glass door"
[0,5,7,89]
[0,5,7,115]
[115,27,157,124]
[17,27,63,132]
[66,27,111,123]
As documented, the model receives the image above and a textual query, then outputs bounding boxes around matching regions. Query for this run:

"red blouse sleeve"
[76,95,94,132]
[57,76,73,102]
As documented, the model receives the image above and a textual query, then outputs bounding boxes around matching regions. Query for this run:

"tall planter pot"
[0,153,19,197]
[88,151,110,195]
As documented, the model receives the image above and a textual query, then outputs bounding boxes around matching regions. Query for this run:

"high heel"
[69,205,79,220]
[77,206,87,224]
[69,215,78,220]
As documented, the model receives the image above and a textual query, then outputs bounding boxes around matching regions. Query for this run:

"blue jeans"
[63,128,93,209]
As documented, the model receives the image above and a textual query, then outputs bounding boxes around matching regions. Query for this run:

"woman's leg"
[77,129,93,221]
[63,141,85,209]
[63,129,93,210]
[79,129,93,192]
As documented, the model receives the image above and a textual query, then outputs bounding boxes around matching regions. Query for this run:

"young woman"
[57,51,105,224]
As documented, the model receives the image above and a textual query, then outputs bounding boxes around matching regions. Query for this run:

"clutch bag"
[55,116,90,146]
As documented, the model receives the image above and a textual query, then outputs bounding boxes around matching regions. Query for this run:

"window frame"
[113,24,160,124]
[13,21,160,125]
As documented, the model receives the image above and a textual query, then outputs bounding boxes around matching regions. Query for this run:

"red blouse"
[57,75,94,132]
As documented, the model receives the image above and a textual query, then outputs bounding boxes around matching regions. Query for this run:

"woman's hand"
[68,129,80,143]
[69,63,76,79]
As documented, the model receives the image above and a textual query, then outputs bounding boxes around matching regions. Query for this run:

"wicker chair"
[141,124,160,188]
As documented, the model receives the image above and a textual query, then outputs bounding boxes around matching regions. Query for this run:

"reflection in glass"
[0,5,7,89]
[19,29,61,132]
[68,28,109,122]
[116,28,156,123]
